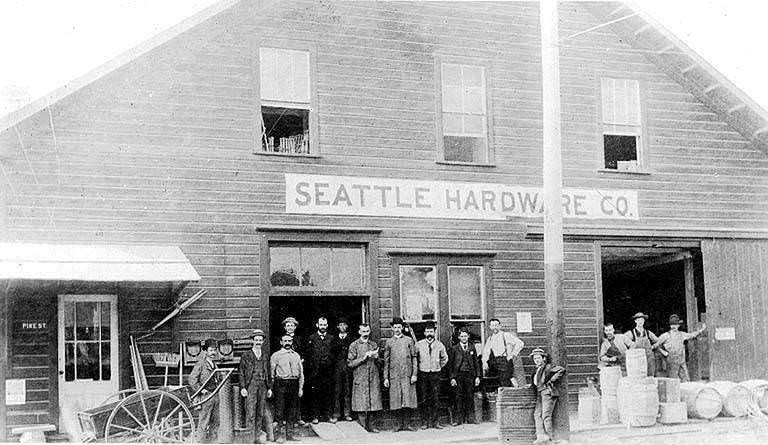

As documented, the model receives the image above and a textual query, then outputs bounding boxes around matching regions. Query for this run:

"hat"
[337,317,349,325]
[668,314,683,325]
[203,338,218,350]
[632,312,649,320]
[251,329,265,338]
[529,347,548,358]
[282,317,299,327]
[391,317,404,326]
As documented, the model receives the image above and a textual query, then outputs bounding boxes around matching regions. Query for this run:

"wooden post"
[0,281,8,441]
[540,0,570,440]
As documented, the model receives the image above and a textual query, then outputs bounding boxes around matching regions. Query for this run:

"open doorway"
[600,245,708,380]
[269,295,366,354]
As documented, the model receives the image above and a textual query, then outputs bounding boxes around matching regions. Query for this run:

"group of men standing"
[194,315,563,444]
[600,312,707,381]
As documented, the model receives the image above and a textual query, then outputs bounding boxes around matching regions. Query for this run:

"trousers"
[418,371,441,426]
[245,383,268,442]
[453,373,476,424]
[332,365,352,418]
[273,379,299,438]
[534,390,557,437]
[196,393,220,443]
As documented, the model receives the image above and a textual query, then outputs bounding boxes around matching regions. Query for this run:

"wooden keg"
[617,376,658,427]
[740,379,768,413]
[625,349,648,379]
[658,402,688,424]
[707,381,751,417]
[496,386,537,444]
[656,377,681,403]
[599,366,622,395]
[601,395,619,424]
[680,382,723,420]
[578,390,601,426]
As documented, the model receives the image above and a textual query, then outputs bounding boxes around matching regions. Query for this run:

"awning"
[0,243,201,282]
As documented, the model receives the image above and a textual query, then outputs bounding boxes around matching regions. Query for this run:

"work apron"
[631,329,656,377]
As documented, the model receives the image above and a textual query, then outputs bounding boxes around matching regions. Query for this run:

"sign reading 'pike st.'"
[285,174,639,220]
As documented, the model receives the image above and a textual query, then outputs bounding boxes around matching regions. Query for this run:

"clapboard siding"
[0,0,766,416]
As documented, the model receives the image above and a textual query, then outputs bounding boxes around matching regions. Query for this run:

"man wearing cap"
[599,323,634,372]
[330,318,354,423]
[625,312,661,377]
[239,329,273,444]
[306,316,335,424]
[653,314,706,382]
[449,327,481,426]
[348,323,382,433]
[281,316,305,426]
[383,317,418,431]
[481,318,526,387]
[271,334,304,442]
[189,339,220,443]
[415,322,448,429]
[529,348,565,445]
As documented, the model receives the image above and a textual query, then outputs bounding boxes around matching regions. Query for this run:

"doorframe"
[56,294,119,411]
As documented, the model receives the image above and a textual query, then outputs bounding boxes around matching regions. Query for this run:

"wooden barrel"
[625,349,648,378]
[617,377,658,427]
[707,381,751,417]
[600,366,622,395]
[600,395,619,424]
[474,392,484,424]
[656,377,681,403]
[741,379,768,413]
[496,386,537,444]
[658,402,688,424]
[485,391,498,422]
[680,382,723,419]
[578,391,601,426]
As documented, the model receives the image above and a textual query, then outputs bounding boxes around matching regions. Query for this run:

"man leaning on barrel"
[482,318,525,387]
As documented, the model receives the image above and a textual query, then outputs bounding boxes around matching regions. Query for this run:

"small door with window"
[58,295,119,435]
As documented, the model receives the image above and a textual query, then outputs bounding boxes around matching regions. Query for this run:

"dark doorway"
[601,246,708,380]
[269,295,365,354]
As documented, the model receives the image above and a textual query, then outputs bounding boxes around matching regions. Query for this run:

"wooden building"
[0,0,766,439]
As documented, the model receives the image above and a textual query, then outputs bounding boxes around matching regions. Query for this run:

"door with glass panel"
[58,295,118,435]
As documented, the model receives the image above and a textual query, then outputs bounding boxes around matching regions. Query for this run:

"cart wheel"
[100,388,138,406]
[105,389,195,443]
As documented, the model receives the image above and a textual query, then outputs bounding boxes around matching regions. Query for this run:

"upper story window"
[259,47,312,155]
[601,78,644,171]
[269,244,365,289]
[439,63,491,164]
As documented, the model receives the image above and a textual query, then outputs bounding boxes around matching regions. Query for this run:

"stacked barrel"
[657,378,687,424]
[599,367,621,423]
[616,350,659,427]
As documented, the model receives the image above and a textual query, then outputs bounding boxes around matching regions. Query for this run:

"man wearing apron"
[599,323,633,372]
[625,312,660,376]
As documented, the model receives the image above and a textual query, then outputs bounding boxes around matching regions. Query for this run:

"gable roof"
[1,0,767,156]
[585,1,768,154]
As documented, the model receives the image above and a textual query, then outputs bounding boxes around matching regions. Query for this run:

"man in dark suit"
[449,328,481,425]
[239,329,273,444]
[189,338,220,443]
[330,317,354,423]
[529,348,565,445]
[305,316,335,424]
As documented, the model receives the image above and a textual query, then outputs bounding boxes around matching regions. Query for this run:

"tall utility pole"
[540,0,570,440]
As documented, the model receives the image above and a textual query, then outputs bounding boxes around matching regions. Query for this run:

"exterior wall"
[0,0,766,428]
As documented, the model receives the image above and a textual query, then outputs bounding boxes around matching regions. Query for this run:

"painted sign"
[285,174,639,220]
[714,327,736,341]
[5,379,26,405]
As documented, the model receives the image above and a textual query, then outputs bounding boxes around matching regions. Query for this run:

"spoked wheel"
[100,388,138,406]
[104,389,195,443]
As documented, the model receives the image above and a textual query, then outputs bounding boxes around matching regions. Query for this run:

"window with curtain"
[441,63,489,164]
[601,78,643,170]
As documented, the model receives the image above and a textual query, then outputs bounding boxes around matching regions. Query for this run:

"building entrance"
[600,245,708,380]
[269,295,366,354]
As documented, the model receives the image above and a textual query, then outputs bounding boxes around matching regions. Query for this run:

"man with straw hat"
[653,314,706,382]
[529,347,565,445]
[625,312,661,377]
[239,329,273,444]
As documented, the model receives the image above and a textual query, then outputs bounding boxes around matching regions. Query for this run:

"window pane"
[450,321,485,348]
[462,115,485,136]
[603,134,638,170]
[261,106,310,154]
[76,302,98,341]
[444,135,487,163]
[442,63,461,86]
[259,48,278,100]
[442,113,463,134]
[101,342,111,381]
[76,343,100,380]
[462,65,483,87]
[260,48,310,103]
[300,247,331,287]
[65,343,75,381]
[270,247,301,286]
[449,266,483,320]
[463,86,485,114]
[100,302,110,340]
[64,302,75,341]
[332,247,364,288]
[602,78,640,125]
[291,50,310,103]
[399,266,437,321]
[442,85,463,112]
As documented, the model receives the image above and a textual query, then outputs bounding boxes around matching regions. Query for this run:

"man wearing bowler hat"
[625,312,660,377]
[189,338,220,443]
[529,348,565,445]
[239,329,273,444]
[653,314,706,382]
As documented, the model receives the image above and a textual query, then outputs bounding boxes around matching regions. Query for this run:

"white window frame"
[447,265,486,344]
[398,264,439,324]
[599,77,647,171]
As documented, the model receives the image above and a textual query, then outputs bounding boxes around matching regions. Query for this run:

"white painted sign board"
[517,312,533,333]
[5,379,26,405]
[714,327,736,341]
